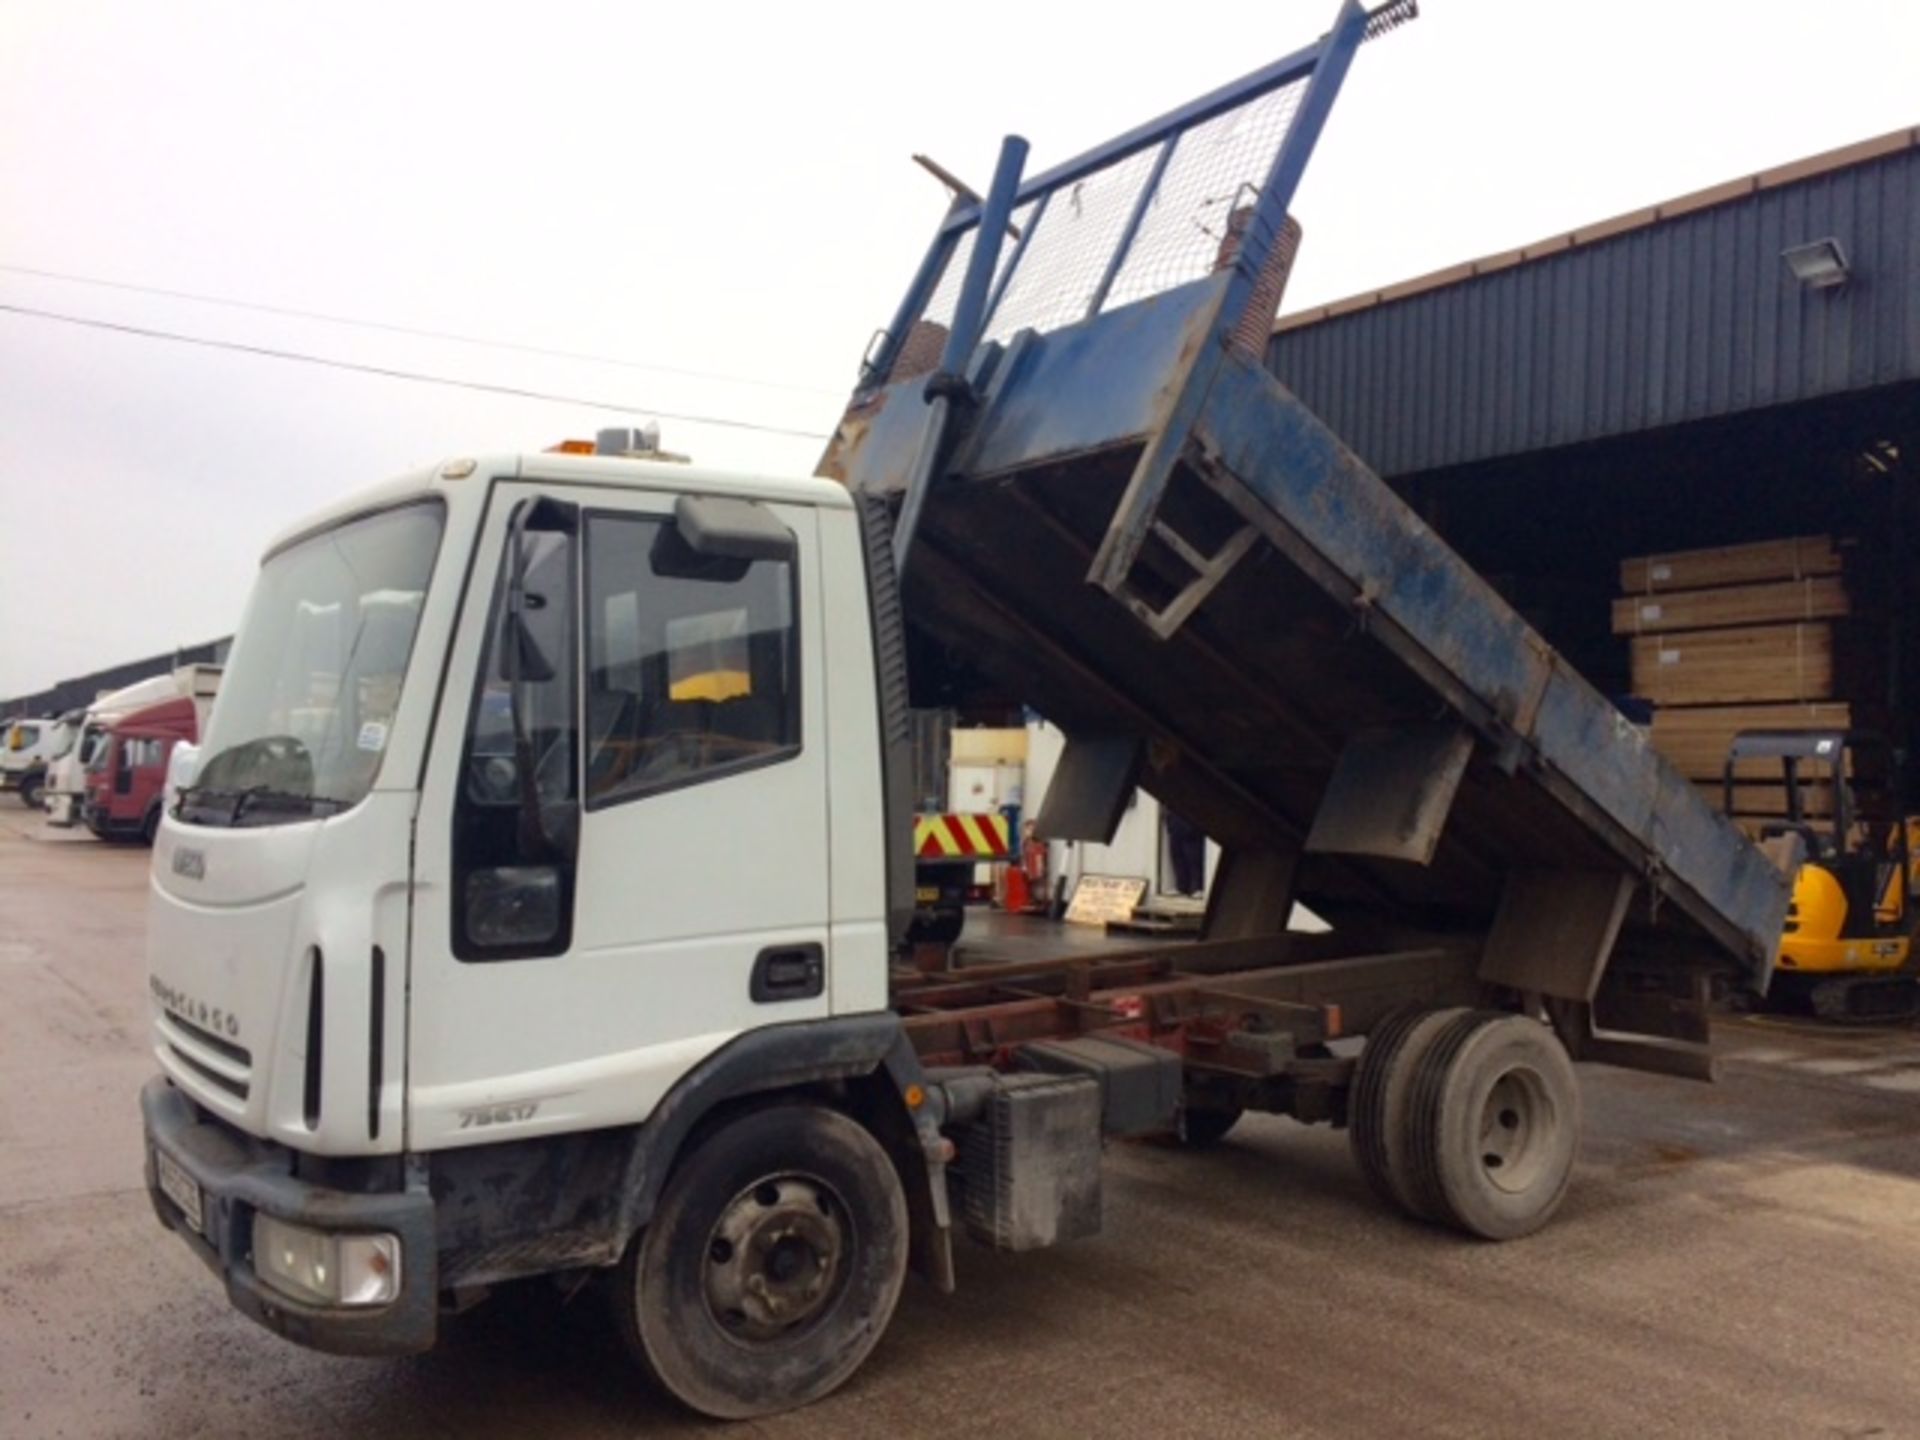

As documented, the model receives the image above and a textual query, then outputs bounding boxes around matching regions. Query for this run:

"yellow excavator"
[1725,730,1916,1019]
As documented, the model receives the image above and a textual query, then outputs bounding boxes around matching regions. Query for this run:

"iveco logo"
[171,848,206,880]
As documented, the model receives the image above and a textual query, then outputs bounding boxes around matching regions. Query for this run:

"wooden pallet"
[1611,575,1849,635]
[1631,623,1834,705]
[1620,534,1841,594]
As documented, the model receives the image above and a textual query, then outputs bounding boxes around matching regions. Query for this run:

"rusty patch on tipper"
[814,390,889,485]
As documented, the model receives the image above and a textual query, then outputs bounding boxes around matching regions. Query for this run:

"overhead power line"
[0,260,846,399]
[0,302,835,442]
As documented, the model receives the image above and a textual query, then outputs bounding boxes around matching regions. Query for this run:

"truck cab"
[3,714,75,808]
[87,697,198,844]
[143,454,906,1403]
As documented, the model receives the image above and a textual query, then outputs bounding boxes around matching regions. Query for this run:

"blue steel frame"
[860,0,1395,394]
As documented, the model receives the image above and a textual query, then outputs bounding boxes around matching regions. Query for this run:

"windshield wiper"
[178,785,347,825]
[231,787,350,823]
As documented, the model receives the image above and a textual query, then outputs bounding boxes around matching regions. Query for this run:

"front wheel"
[618,1103,909,1419]
[18,773,43,810]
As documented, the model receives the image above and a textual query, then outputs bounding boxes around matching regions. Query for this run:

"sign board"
[1065,873,1147,927]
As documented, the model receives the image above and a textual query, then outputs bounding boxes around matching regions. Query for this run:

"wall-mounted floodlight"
[1782,237,1850,290]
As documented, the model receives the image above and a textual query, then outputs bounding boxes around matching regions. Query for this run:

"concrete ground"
[4,806,1920,1439]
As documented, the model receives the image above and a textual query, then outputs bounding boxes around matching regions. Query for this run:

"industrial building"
[1267,126,1920,807]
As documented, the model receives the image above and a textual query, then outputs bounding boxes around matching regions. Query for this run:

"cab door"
[113,737,137,799]
[407,478,831,1150]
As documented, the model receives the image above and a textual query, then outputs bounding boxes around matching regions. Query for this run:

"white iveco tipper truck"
[140,1,1792,1419]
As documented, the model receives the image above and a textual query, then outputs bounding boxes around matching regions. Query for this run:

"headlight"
[253,1215,400,1307]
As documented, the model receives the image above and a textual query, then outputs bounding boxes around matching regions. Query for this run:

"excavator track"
[1806,974,1920,1024]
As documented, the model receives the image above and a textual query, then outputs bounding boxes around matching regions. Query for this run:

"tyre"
[1404,1011,1579,1241]
[18,773,43,810]
[1348,1005,1468,1219]
[618,1103,909,1419]
[140,807,162,846]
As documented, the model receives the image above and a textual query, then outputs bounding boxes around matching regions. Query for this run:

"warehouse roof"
[1266,126,1920,478]
[1275,126,1920,332]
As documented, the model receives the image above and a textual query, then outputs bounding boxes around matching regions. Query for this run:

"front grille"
[167,1044,249,1099]
[157,1011,253,1101]
[164,1010,251,1067]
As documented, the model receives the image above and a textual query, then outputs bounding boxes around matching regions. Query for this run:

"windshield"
[82,726,110,772]
[185,502,444,826]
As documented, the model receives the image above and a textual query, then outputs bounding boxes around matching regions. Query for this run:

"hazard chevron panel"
[914,812,1012,860]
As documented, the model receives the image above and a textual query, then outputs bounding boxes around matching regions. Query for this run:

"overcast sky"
[3,0,1918,700]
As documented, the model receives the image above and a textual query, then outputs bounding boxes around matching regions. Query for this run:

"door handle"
[751,944,825,1003]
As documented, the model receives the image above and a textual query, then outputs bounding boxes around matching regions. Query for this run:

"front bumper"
[141,1077,438,1356]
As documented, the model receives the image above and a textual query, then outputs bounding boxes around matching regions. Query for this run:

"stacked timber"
[1616,535,1868,825]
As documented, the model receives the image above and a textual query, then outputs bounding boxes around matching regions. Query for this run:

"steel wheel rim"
[1477,1066,1555,1195]
[702,1173,850,1343]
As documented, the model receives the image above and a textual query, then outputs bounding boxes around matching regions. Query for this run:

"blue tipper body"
[820,0,1788,993]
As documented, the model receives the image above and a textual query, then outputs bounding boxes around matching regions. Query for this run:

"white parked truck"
[140,2,1792,1419]
[3,713,75,808]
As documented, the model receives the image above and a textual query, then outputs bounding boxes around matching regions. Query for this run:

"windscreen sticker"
[357,721,390,752]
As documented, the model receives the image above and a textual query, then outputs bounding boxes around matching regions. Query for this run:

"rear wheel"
[1348,1005,1468,1219]
[1404,1011,1579,1240]
[618,1104,908,1419]
[140,806,161,846]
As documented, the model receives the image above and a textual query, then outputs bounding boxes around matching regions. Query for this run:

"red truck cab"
[86,697,197,845]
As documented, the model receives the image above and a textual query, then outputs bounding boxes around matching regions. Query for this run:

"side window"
[452,502,581,962]
[584,511,799,807]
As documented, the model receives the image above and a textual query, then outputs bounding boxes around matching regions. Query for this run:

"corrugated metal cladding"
[1266,147,1920,478]
[1,637,229,720]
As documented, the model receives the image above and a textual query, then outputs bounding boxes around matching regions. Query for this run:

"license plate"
[915,886,940,904]
[155,1148,204,1234]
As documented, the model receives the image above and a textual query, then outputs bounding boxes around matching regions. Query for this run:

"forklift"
[1724,730,1916,1018]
